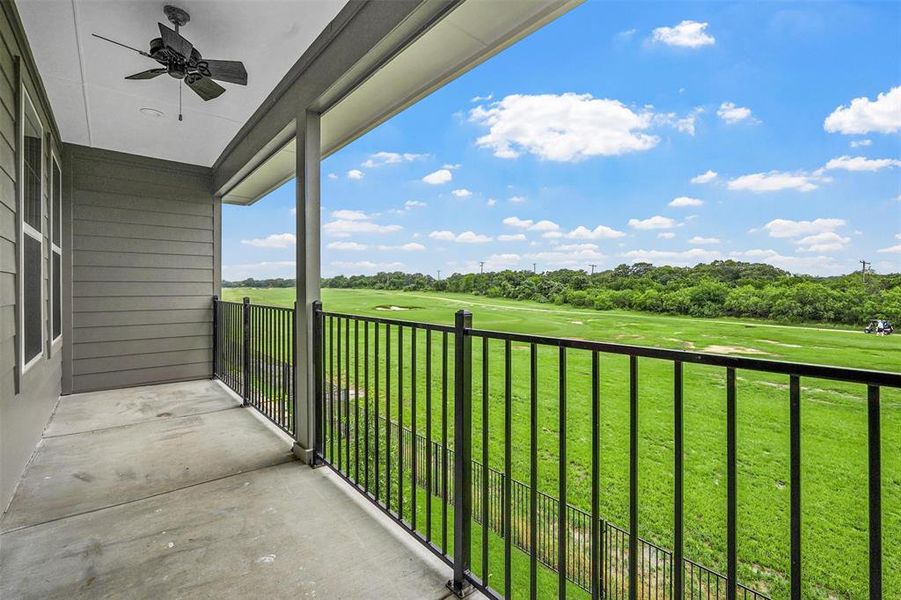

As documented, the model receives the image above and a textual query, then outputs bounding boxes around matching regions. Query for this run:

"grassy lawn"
[222,287,900,599]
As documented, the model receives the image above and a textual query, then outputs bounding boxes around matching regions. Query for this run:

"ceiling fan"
[92,5,247,120]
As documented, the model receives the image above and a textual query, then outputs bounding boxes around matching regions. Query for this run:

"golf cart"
[864,319,894,335]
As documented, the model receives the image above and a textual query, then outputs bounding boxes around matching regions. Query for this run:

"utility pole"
[532,263,537,274]
[589,264,597,276]
[479,261,485,275]
[860,259,871,283]
[437,269,441,281]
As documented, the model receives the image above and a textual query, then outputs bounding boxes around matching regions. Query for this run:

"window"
[20,86,43,371]
[51,154,61,343]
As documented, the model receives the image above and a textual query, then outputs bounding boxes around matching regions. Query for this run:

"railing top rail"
[468,327,901,387]
[215,298,293,312]
[319,309,455,333]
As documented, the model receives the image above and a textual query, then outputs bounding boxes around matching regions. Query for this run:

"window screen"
[52,159,61,246]
[24,236,42,363]
[53,252,61,340]
[23,108,41,231]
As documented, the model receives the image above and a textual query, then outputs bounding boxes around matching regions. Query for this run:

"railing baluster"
[504,339,513,599]
[482,336,489,586]
[629,355,638,600]
[558,345,567,600]
[867,384,881,600]
[411,327,418,530]
[346,316,351,477]
[592,351,601,600]
[442,330,449,555]
[449,310,473,597]
[329,316,335,463]
[726,367,737,600]
[675,361,684,600]
[375,322,381,501]
[386,323,392,511]
[530,342,538,600]
[355,320,360,483]
[364,321,370,492]
[398,325,404,521]
[426,329,433,542]
[789,375,801,600]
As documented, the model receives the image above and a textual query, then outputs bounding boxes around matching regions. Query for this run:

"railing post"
[211,295,219,380]
[312,300,324,466]
[448,309,474,598]
[242,297,251,406]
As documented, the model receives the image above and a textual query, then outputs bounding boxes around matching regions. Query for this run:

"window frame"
[20,84,44,374]
[50,150,61,347]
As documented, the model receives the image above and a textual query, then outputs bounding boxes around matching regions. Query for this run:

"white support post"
[293,109,321,463]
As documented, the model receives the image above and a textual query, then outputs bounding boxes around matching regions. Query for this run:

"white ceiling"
[16,0,347,166]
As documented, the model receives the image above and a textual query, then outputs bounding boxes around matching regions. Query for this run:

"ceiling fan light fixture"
[139,107,164,118]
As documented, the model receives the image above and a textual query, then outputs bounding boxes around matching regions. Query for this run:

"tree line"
[227,261,901,326]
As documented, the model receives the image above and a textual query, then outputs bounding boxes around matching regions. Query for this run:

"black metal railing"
[212,296,296,436]
[311,303,898,600]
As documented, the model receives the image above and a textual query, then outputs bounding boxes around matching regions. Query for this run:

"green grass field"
[223,287,900,599]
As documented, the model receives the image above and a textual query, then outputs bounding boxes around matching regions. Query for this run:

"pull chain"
[178,81,183,122]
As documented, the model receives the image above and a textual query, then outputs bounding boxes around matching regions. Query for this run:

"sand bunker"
[758,339,802,348]
[375,305,413,311]
[704,345,769,355]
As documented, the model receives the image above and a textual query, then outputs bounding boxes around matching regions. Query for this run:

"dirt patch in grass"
[758,339,802,348]
[704,344,770,355]
[374,305,419,311]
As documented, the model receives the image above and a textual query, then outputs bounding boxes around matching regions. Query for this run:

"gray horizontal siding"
[66,144,214,394]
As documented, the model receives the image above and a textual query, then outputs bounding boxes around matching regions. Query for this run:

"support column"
[293,109,321,463]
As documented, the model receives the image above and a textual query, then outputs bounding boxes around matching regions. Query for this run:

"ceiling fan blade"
[125,68,168,80]
[202,60,248,86]
[158,22,193,59]
[92,33,152,58]
[186,76,225,101]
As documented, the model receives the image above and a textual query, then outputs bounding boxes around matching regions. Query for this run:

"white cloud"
[628,215,677,230]
[669,196,704,208]
[849,139,872,148]
[451,188,473,198]
[563,225,627,240]
[824,86,901,135]
[347,169,364,180]
[331,209,369,221]
[509,196,527,204]
[531,220,560,232]
[486,198,497,207]
[361,152,428,168]
[654,108,704,135]
[429,230,456,241]
[471,93,494,103]
[717,102,754,124]
[455,231,493,244]
[470,93,658,161]
[404,200,427,209]
[729,249,843,275]
[241,233,296,248]
[503,216,533,229]
[327,241,367,251]
[377,242,426,252]
[331,260,405,272]
[728,170,826,193]
[691,170,718,184]
[498,234,527,242]
[762,218,845,238]
[442,163,461,170]
[422,169,453,185]
[323,220,402,237]
[327,173,339,180]
[651,20,715,48]
[621,248,722,265]
[527,247,606,266]
[823,155,901,172]
[688,236,721,245]
[658,232,676,239]
[877,244,901,254]
[796,231,850,253]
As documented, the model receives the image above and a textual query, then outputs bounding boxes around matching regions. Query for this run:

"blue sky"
[223,1,901,280]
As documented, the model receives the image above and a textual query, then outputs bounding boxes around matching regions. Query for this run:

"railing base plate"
[292,442,315,465]
[445,580,475,598]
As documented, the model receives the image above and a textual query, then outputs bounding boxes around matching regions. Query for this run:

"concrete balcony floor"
[1,380,475,599]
